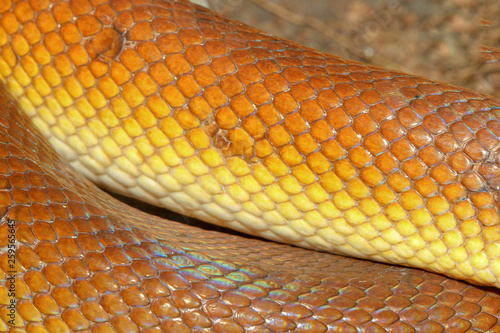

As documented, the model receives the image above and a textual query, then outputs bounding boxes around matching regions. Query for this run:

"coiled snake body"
[2,0,500,331]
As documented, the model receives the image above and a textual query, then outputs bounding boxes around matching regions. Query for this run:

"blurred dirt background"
[207,0,500,98]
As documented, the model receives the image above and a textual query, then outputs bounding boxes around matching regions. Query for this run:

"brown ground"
[208,0,500,98]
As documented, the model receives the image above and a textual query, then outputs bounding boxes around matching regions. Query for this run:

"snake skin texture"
[2,0,500,331]
[2,0,500,288]
[1,82,500,333]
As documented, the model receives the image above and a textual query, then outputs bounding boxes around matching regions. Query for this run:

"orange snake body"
[2,0,500,332]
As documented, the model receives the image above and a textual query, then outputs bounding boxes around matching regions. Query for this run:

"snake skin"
[3,0,500,289]
[1,0,500,331]
[1,82,500,333]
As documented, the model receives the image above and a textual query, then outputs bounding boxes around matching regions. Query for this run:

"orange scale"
[35,12,56,34]
[157,33,184,55]
[22,21,41,45]
[430,164,457,185]
[165,53,193,76]
[246,83,271,106]
[185,44,211,67]
[380,119,405,142]
[52,2,74,24]
[414,176,439,198]
[264,73,290,95]
[418,146,443,167]
[326,107,352,130]
[353,113,379,137]
[242,115,266,140]
[231,49,257,67]
[363,133,389,156]
[375,152,399,175]
[137,42,163,63]
[267,124,292,147]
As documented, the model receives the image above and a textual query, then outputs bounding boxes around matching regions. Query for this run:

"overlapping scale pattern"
[2,0,500,288]
[1,84,500,332]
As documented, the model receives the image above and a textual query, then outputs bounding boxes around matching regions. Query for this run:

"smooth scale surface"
[1,82,500,332]
[1,0,500,301]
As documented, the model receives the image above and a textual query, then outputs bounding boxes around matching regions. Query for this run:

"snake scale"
[2,0,500,331]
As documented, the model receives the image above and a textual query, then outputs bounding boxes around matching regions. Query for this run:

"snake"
[2,0,500,331]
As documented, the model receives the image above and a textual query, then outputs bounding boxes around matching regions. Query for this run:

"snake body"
[2,0,500,331]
